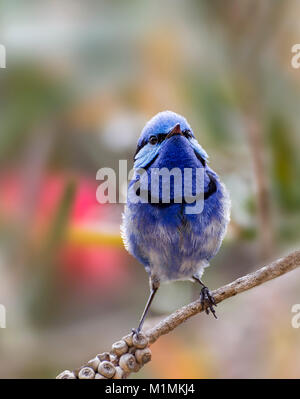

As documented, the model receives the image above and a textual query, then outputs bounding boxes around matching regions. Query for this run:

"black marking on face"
[194,150,206,167]
[182,129,192,139]
[156,133,168,143]
[134,138,146,159]
[134,133,168,159]
[204,172,217,200]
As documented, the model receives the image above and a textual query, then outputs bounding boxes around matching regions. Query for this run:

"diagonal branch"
[57,250,300,379]
[146,250,300,344]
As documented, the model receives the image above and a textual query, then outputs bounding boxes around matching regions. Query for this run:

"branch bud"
[132,332,148,349]
[98,361,116,378]
[135,348,152,365]
[87,356,100,371]
[122,334,133,347]
[113,366,127,379]
[119,353,137,373]
[56,370,76,379]
[95,373,107,379]
[97,352,110,362]
[111,340,128,356]
[78,366,95,379]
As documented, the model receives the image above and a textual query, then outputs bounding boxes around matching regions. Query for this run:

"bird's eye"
[149,136,158,145]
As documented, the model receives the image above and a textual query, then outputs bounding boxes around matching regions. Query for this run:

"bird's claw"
[131,327,141,337]
[200,286,217,319]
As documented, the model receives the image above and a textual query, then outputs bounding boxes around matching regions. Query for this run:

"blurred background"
[0,0,300,379]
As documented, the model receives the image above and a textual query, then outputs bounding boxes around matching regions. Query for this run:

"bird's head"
[134,111,208,170]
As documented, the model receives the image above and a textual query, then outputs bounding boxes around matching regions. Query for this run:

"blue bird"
[121,111,230,333]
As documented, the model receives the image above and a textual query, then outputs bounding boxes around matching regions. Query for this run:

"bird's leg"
[193,275,217,319]
[132,279,160,336]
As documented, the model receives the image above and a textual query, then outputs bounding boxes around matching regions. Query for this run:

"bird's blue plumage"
[122,111,230,285]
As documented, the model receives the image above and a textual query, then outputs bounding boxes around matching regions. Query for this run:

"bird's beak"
[166,123,183,139]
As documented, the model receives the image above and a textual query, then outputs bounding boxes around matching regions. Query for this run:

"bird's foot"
[131,327,141,338]
[200,286,217,319]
